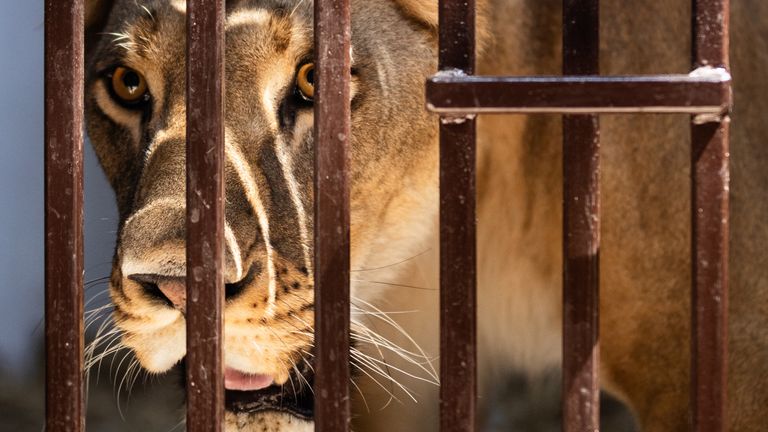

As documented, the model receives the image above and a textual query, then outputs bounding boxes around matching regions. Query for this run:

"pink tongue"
[224,368,274,391]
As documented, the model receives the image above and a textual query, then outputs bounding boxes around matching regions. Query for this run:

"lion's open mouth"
[225,380,314,420]
[181,359,315,420]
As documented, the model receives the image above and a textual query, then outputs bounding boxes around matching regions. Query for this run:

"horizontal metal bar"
[426,73,731,114]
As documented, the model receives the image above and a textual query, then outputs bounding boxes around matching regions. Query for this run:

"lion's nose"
[128,268,257,313]
[156,278,187,312]
[120,199,252,282]
[129,275,187,312]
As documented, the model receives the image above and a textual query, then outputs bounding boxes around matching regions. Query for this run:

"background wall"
[0,0,119,378]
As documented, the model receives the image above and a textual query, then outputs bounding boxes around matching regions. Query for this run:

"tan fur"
[84,0,768,431]
[393,0,438,27]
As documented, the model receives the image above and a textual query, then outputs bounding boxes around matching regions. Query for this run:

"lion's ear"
[86,0,115,55]
[393,0,439,28]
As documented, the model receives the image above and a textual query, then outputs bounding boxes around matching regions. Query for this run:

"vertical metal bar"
[562,1,600,431]
[691,0,730,430]
[313,0,352,430]
[186,0,226,430]
[45,0,85,430]
[438,1,477,431]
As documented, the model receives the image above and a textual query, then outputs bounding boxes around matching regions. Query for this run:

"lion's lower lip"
[224,368,273,391]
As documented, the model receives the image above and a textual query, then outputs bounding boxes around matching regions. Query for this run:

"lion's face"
[85,0,438,427]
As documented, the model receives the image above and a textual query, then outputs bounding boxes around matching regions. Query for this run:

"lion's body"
[360,1,768,431]
[83,0,767,430]
[482,2,768,430]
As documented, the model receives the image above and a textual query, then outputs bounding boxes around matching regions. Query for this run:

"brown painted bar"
[45,0,85,430]
[425,75,731,115]
[313,0,352,430]
[185,0,226,430]
[438,1,478,431]
[691,0,730,430]
[562,1,600,431]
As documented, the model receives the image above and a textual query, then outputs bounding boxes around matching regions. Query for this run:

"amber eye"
[296,63,315,101]
[110,66,149,105]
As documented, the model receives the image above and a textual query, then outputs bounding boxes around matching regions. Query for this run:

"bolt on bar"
[437,1,478,432]
[185,0,226,430]
[691,0,730,430]
[45,0,85,430]
[561,0,601,430]
[313,0,352,430]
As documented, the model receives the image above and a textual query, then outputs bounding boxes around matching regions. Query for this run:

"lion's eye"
[296,63,315,101]
[110,66,149,105]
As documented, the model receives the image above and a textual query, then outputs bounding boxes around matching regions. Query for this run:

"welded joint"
[693,112,731,125]
[690,66,732,124]
[429,69,478,123]
[433,68,468,80]
[440,114,477,125]
[688,66,731,82]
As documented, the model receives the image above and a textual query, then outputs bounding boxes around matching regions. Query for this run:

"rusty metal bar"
[691,0,730,430]
[45,0,85,430]
[438,1,478,431]
[426,75,731,114]
[562,0,601,431]
[185,0,226,430]
[313,0,352,430]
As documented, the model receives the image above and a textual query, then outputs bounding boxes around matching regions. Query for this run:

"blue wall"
[0,1,118,376]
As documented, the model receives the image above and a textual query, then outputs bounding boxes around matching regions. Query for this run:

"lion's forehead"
[101,0,312,68]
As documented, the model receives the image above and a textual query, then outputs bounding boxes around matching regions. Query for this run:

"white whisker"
[352,278,436,291]
[351,249,432,273]
[290,0,308,17]
[351,351,417,403]
[352,297,438,381]
[352,347,437,386]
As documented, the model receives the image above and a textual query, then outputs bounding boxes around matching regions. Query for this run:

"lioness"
[83,0,768,430]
